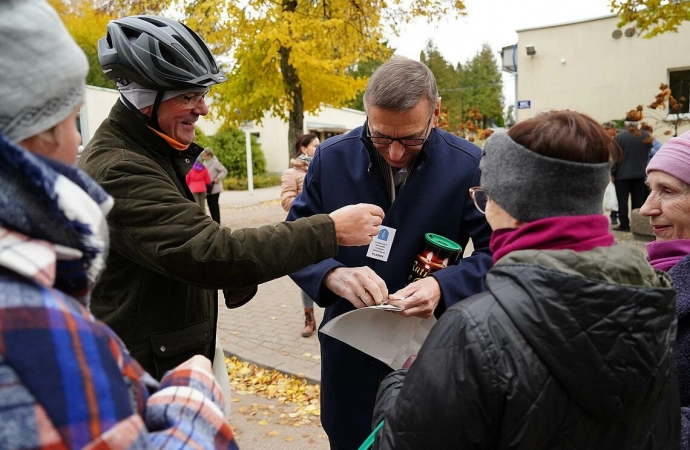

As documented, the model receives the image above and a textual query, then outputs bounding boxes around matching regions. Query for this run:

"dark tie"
[393,169,405,195]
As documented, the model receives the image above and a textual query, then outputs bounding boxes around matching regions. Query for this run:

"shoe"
[613,225,630,232]
[302,308,316,337]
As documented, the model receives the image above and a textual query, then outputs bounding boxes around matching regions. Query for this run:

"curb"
[222,349,321,386]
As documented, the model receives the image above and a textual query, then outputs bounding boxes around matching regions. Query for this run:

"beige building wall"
[514,15,690,140]
[251,107,366,173]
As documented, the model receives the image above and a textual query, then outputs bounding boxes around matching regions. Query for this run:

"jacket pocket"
[150,319,212,378]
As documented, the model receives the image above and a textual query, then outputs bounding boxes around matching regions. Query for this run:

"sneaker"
[613,225,630,232]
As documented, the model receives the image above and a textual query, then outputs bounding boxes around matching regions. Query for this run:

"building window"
[669,69,690,114]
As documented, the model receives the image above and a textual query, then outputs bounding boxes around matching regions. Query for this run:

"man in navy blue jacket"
[287,57,493,450]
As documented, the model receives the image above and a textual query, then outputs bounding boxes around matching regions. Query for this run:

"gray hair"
[202,147,214,157]
[363,57,438,115]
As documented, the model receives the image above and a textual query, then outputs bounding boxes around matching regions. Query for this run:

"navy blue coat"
[287,125,493,448]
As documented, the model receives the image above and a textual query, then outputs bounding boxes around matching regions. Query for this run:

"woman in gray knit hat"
[371,110,679,449]
[0,0,238,447]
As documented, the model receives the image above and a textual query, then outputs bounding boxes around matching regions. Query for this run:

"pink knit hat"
[647,130,690,185]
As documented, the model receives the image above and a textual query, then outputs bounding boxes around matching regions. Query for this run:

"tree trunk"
[280,0,304,163]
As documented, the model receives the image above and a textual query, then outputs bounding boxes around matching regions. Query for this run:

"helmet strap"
[148,90,166,132]
[119,90,165,132]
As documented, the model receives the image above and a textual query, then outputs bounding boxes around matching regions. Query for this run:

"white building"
[250,107,365,173]
[502,14,690,140]
[80,85,366,173]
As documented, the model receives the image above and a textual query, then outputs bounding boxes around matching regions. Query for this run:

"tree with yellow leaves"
[48,0,117,88]
[183,0,467,158]
[610,0,690,37]
[52,0,467,157]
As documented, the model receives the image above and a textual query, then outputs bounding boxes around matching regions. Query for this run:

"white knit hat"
[0,0,89,143]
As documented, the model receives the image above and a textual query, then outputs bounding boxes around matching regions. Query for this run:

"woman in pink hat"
[641,130,690,449]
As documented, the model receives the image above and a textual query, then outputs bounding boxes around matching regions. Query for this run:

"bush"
[223,173,282,191]
[195,126,266,178]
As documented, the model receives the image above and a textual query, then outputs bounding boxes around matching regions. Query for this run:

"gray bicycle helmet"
[98,15,226,90]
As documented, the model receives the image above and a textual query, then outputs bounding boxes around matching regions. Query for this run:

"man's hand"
[329,203,384,246]
[387,276,442,318]
[324,266,388,308]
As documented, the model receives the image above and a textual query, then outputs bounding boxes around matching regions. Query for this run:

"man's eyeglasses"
[469,186,488,214]
[178,90,210,108]
[366,114,434,148]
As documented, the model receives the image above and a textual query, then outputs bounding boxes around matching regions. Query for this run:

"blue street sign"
[517,100,531,109]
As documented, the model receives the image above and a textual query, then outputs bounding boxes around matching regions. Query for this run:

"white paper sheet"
[320,307,436,369]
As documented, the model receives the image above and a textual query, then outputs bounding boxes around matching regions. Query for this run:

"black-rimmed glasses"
[366,114,434,148]
[469,186,487,214]
[178,90,210,108]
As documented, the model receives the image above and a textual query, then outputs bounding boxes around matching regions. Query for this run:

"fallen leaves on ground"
[226,356,321,429]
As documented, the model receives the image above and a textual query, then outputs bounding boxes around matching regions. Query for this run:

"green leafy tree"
[196,126,266,178]
[422,42,504,132]
[610,0,690,37]
[421,41,464,132]
[461,44,504,128]
[504,104,515,127]
[344,56,389,111]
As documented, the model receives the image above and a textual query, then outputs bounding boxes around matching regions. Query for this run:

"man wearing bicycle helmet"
[79,15,385,381]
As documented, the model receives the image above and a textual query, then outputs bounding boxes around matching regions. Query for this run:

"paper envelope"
[320,307,436,370]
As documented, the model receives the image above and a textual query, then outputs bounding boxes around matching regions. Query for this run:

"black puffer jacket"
[373,245,680,449]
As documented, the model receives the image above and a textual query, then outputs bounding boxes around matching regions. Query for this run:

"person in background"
[612,119,652,231]
[372,110,679,449]
[287,57,493,449]
[0,1,238,447]
[79,14,384,380]
[603,121,619,225]
[281,133,320,337]
[202,147,228,224]
[186,158,212,210]
[640,130,690,450]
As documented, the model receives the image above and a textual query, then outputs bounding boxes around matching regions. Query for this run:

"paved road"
[216,187,329,449]
[217,187,324,383]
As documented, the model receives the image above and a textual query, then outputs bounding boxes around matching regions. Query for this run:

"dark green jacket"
[80,101,337,378]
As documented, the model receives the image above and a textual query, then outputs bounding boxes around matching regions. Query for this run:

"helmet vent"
[172,36,197,62]
[159,45,187,68]
[139,16,168,28]
[120,26,142,41]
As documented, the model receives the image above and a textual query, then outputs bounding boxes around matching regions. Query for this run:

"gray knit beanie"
[480,132,611,223]
[0,0,88,143]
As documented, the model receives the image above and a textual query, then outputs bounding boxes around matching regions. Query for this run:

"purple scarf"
[490,215,615,264]
[646,239,690,272]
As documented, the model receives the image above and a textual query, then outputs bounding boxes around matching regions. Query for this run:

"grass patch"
[224,173,282,191]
